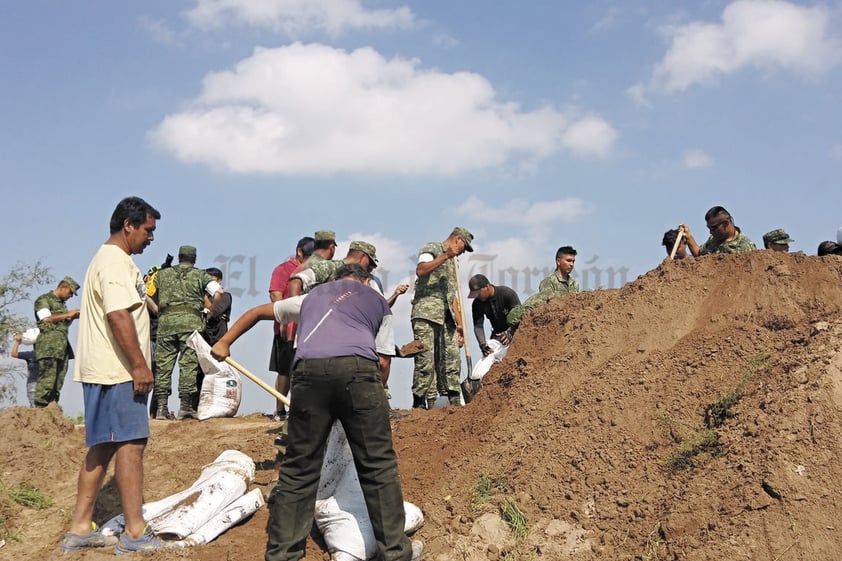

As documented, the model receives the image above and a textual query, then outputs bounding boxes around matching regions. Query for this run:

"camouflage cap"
[349,241,378,264]
[178,245,197,257]
[762,229,794,246]
[451,226,474,252]
[314,230,336,243]
[61,276,80,295]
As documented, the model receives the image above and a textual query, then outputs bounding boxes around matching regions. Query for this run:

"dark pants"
[265,356,412,561]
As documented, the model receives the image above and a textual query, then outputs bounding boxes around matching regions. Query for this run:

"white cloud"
[138,17,180,45]
[561,116,618,157]
[626,82,651,108]
[184,0,415,36]
[149,43,618,176]
[683,149,713,168]
[454,196,589,227]
[651,0,842,92]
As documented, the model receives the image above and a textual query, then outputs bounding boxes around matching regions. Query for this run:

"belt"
[160,305,202,316]
[293,355,379,372]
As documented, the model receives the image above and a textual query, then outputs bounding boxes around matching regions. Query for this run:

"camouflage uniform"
[153,262,216,403]
[411,242,461,405]
[33,291,75,406]
[538,271,580,295]
[506,290,555,329]
[699,229,757,255]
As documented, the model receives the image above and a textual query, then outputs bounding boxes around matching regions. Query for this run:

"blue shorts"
[82,382,150,447]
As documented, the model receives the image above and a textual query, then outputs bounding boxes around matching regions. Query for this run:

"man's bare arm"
[106,308,153,395]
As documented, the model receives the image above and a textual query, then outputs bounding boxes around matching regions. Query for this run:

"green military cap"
[314,230,336,242]
[178,245,197,257]
[762,229,794,245]
[451,226,474,252]
[349,241,378,264]
[61,276,80,295]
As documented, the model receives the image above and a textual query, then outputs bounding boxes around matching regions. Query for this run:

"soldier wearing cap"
[289,241,380,296]
[762,229,794,252]
[32,276,80,407]
[410,227,474,408]
[301,230,337,270]
[152,245,223,420]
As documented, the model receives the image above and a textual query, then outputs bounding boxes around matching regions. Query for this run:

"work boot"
[176,396,198,420]
[154,401,170,420]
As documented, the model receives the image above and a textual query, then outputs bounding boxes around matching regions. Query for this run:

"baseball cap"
[315,230,336,243]
[178,245,197,258]
[61,276,80,295]
[762,229,794,246]
[452,227,474,252]
[467,274,489,298]
[349,241,378,265]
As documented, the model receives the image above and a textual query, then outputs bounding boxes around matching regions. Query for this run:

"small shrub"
[7,482,52,509]
[500,497,527,542]
[663,430,723,472]
[470,473,504,512]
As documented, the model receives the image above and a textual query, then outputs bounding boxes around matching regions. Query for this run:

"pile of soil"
[3,251,842,560]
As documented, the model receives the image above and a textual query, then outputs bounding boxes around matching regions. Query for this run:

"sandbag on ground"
[315,422,424,561]
[101,450,263,547]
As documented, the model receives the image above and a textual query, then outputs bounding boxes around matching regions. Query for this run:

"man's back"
[155,263,211,335]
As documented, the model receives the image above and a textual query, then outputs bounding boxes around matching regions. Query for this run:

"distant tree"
[0,261,54,406]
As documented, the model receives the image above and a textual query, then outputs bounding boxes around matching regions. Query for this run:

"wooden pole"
[225,357,290,406]
[669,230,686,260]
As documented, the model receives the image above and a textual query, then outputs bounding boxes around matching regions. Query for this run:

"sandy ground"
[3,250,842,560]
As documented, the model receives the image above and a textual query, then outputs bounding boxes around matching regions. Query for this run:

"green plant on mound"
[500,497,528,542]
[4,481,52,510]
[469,472,506,512]
[663,429,723,472]
[65,412,85,425]
[704,351,769,429]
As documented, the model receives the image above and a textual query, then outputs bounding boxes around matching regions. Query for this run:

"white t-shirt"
[74,244,151,385]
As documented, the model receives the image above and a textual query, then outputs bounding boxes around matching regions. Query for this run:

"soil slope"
[3,251,842,560]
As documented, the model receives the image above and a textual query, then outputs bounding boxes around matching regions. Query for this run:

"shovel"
[669,230,685,260]
[452,257,475,403]
[225,357,290,407]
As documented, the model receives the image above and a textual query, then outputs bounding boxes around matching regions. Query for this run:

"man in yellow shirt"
[61,197,162,554]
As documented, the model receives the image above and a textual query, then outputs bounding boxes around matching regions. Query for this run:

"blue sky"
[2,0,841,414]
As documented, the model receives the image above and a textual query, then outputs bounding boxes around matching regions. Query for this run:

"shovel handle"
[225,357,290,406]
[669,230,685,260]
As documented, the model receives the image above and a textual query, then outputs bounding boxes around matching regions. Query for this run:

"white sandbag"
[102,450,259,546]
[21,328,39,345]
[469,339,508,381]
[164,489,265,547]
[315,422,424,561]
[186,330,242,420]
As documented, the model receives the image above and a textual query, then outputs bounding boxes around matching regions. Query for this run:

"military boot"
[154,400,170,421]
[426,397,438,410]
[447,392,462,406]
[176,396,198,420]
[412,394,426,409]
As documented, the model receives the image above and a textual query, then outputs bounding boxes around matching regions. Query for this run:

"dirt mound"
[3,251,842,560]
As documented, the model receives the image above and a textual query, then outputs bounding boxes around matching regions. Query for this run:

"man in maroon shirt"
[268,236,314,419]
